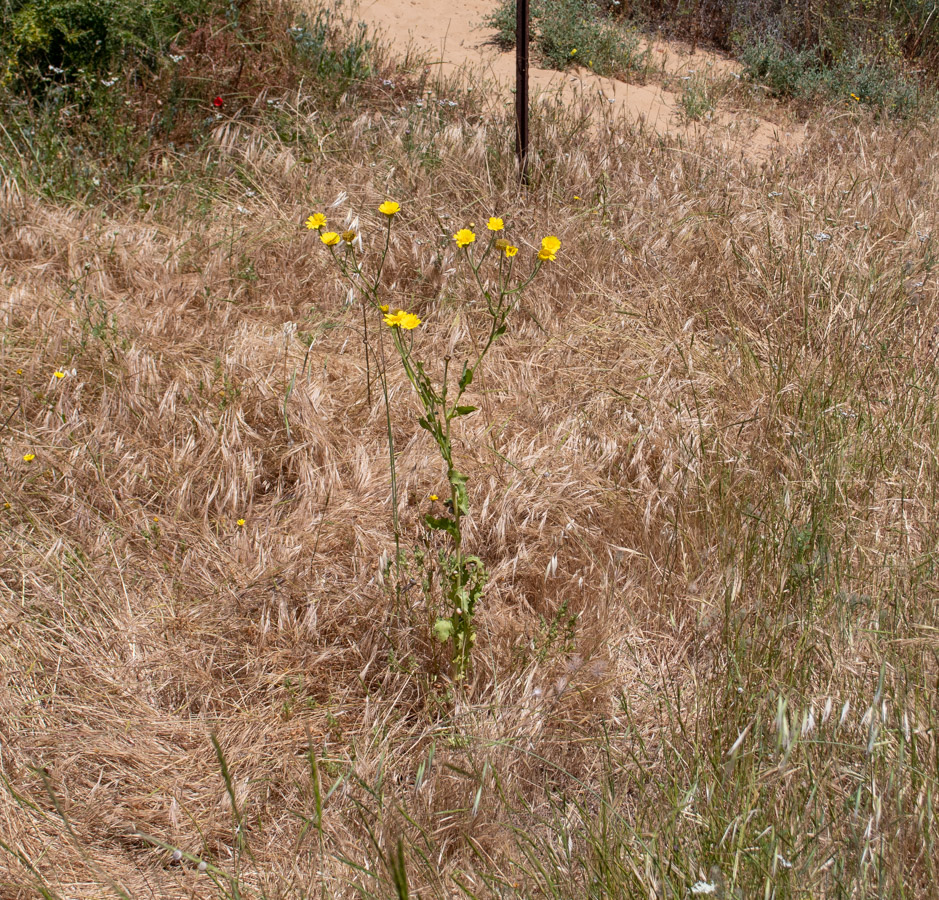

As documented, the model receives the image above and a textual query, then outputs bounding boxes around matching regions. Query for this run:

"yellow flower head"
[505,244,519,258]
[539,235,561,261]
[305,213,327,230]
[320,231,341,246]
[22,453,35,462]
[430,494,439,501]
[342,230,357,243]
[570,48,577,55]
[237,518,246,527]
[379,304,389,312]
[16,368,23,375]
[53,370,65,379]
[383,309,422,330]
[494,238,509,251]
[487,217,504,232]
[379,200,400,217]
[454,228,476,248]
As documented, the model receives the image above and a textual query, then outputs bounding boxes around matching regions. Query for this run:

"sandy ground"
[354,0,804,158]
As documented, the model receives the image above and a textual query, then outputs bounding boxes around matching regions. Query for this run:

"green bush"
[740,39,925,117]
[485,0,645,79]
[0,0,223,91]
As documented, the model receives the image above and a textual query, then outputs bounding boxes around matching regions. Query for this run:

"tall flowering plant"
[307,205,559,680]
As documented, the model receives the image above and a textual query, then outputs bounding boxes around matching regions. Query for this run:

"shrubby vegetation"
[488,0,938,114]
[0,0,374,198]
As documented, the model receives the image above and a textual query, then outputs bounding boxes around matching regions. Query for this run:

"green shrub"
[0,0,223,91]
[740,39,926,117]
[484,0,645,79]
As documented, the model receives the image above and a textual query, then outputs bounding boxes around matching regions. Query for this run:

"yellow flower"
[505,245,519,257]
[237,518,246,527]
[539,235,561,261]
[430,494,439,501]
[379,304,389,312]
[53,370,65,379]
[570,48,577,55]
[453,228,476,248]
[320,231,341,246]
[23,453,35,462]
[487,217,504,232]
[341,230,357,243]
[383,309,422,329]
[305,213,327,230]
[379,200,400,216]
[16,368,23,375]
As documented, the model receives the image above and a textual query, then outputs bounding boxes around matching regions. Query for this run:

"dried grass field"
[2,2,939,897]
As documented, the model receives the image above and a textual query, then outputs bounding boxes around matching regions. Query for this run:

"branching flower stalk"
[307,206,559,679]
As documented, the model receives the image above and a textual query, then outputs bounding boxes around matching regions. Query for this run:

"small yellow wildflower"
[379,304,389,312]
[341,230,357,243]
[53,371,65,379]
[305,213,327,230]
[379,200,400,216]
[453,228,476,248]
[237,518,246,527]
[505,244,519,257]
[570,48,577,56]
[539,235,561,261]
[320,231,341,246]
[153,517,159,522]
[573,196,581,200]
[487,217,504,232]
[495,238,509,251]
[430,494,439,501]
[16,368,23,375]
[23,453,35,462]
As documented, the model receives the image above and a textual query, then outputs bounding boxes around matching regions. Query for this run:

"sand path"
[353,0,802,158]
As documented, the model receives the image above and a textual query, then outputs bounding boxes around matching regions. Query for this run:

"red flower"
[212,96,224,108]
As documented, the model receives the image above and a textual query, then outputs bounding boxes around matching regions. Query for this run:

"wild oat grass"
[1,3,939,898]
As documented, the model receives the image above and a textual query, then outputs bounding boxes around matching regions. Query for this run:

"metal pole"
[515,0,529,186]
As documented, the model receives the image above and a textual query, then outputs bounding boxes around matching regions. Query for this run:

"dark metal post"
[515,0,530,185]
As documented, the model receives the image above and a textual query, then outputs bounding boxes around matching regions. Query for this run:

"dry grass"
[2,8,939,897]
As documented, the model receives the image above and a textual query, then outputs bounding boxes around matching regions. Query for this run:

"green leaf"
[451,405,478,418]
[424,514,459,540]
[492,322,507,341]
[433,618,454,642]
[459,363,473,391]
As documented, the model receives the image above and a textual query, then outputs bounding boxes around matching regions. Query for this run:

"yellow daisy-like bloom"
[342,230,357,243]
[23,453,35,462]
[383,309,422,329]
[320,231,341,246]
[487,217,504,232]
[505,245,519,258]
[430,494,439,501]
[16,368,23,375]
[237,518,246,526]
[570,48,577,55]
[539,235,561,261]
[453,228,476,248]
[305,213,327,230]
[379,200,400,216]
[53,370,65,379]
[379,304,389,312]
